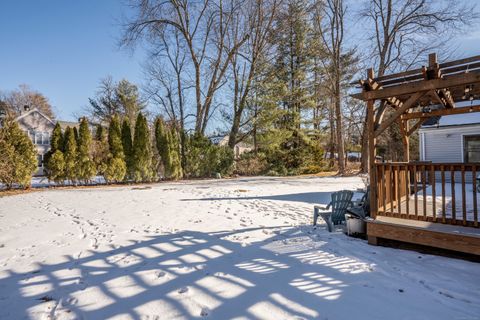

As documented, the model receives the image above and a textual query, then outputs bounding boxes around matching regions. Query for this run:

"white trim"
[419,122,480,133]
[421,132,426,161]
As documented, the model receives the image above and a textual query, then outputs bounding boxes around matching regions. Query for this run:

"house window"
[464,135,480,163]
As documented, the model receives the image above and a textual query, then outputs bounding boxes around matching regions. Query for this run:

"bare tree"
[226,0,281,148]
[123,0,249,135]
[358,0,479,171]
[1,84,55,119]
[315,0,357,175]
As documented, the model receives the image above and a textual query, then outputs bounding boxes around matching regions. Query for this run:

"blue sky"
[0,0,146,120]
[0,1,479,122]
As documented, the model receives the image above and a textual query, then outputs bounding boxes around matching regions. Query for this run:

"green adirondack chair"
[313,190,354,232]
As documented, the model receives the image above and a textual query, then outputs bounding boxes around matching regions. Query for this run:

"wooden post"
[428,53,437,67]
[367,69,377,219]
[401,120,410,162]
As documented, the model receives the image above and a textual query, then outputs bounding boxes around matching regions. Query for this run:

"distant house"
[14,107,56,176]
[419,112,480,182]
[12,107,90,176]
[211,135,253,159]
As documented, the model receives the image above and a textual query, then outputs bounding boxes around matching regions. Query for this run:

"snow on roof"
[437,113,480,126]
[422,112,480,128]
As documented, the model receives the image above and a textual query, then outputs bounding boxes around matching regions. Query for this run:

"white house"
[419,112,480,182]
[211,135,253,159]
[14,107,56,176]
[12,107,88,176]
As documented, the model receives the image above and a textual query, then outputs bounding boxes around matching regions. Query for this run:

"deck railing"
[375,162,479,227]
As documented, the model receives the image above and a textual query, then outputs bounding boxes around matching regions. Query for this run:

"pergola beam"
[352,71,480,101]
[374,91,427,138]
[407,118,429,136]
[401,104,480,120]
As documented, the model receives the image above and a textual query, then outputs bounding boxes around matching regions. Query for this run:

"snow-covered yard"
[0,176,479,319]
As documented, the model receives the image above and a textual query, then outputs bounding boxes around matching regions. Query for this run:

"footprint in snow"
[178,287,189,294]
[156,271,166,278]
[200,307,209,317]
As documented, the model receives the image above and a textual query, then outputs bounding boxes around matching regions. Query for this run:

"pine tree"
[63,127,78,183]
[132,113,154,182]
[0,121,37,188]
[121,119,134,180]
[76,118,96,183]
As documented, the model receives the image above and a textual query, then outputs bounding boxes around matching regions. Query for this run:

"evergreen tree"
[0,121,37,188]
[46,151,65,183]
[104,157,126,183]
[104,116,126,183]
[154,117,171,178]
[92,124,109,176]
[95,124,105,141]
[76,118,96,182]
[73,126,80,145]
[63,127,78,183]
[51,123,64,152]
[168,127,182,179]
[121,119,134,179]
[44,122,64,180]
[132,113,154,182]
[108,115,124,158]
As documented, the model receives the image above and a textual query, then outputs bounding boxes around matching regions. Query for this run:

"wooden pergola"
[352,53,480,255]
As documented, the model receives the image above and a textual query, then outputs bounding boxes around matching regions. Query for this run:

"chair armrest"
[314,204,328,211]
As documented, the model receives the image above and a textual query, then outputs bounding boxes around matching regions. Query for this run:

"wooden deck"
[351,53,480,256]
[367,216,480,255]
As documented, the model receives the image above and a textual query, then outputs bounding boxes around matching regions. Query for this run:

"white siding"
[420,124,480,183]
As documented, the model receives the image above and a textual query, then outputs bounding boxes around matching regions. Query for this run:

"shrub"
[235,152,268,176]
[184,134,234,178]
[0,121,37,188]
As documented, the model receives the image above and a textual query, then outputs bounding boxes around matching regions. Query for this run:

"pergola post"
[367,68,377,219]
[400,120,410,162]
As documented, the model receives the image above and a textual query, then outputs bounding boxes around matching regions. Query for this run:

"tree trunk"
[335,80,345,175]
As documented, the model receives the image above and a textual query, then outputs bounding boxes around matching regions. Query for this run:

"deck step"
[367,216,480,255]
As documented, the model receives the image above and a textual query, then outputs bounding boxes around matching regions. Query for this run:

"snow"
[0,176,479,319]
[417,183,480,221]
[421,111,480,127]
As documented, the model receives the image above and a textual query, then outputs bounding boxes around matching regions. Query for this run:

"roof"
[14,107,55,125]
[420,113,480,130]
[57,120,79,130]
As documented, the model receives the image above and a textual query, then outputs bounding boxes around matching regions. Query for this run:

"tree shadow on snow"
[181,192,334,205]
[0,226,388,319]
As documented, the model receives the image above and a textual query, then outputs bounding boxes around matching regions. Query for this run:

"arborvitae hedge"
[63,127,78,183]
[0,121,37,188]
[76,118,96,182]
[132,113,154,182]
[121,119,134,180]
